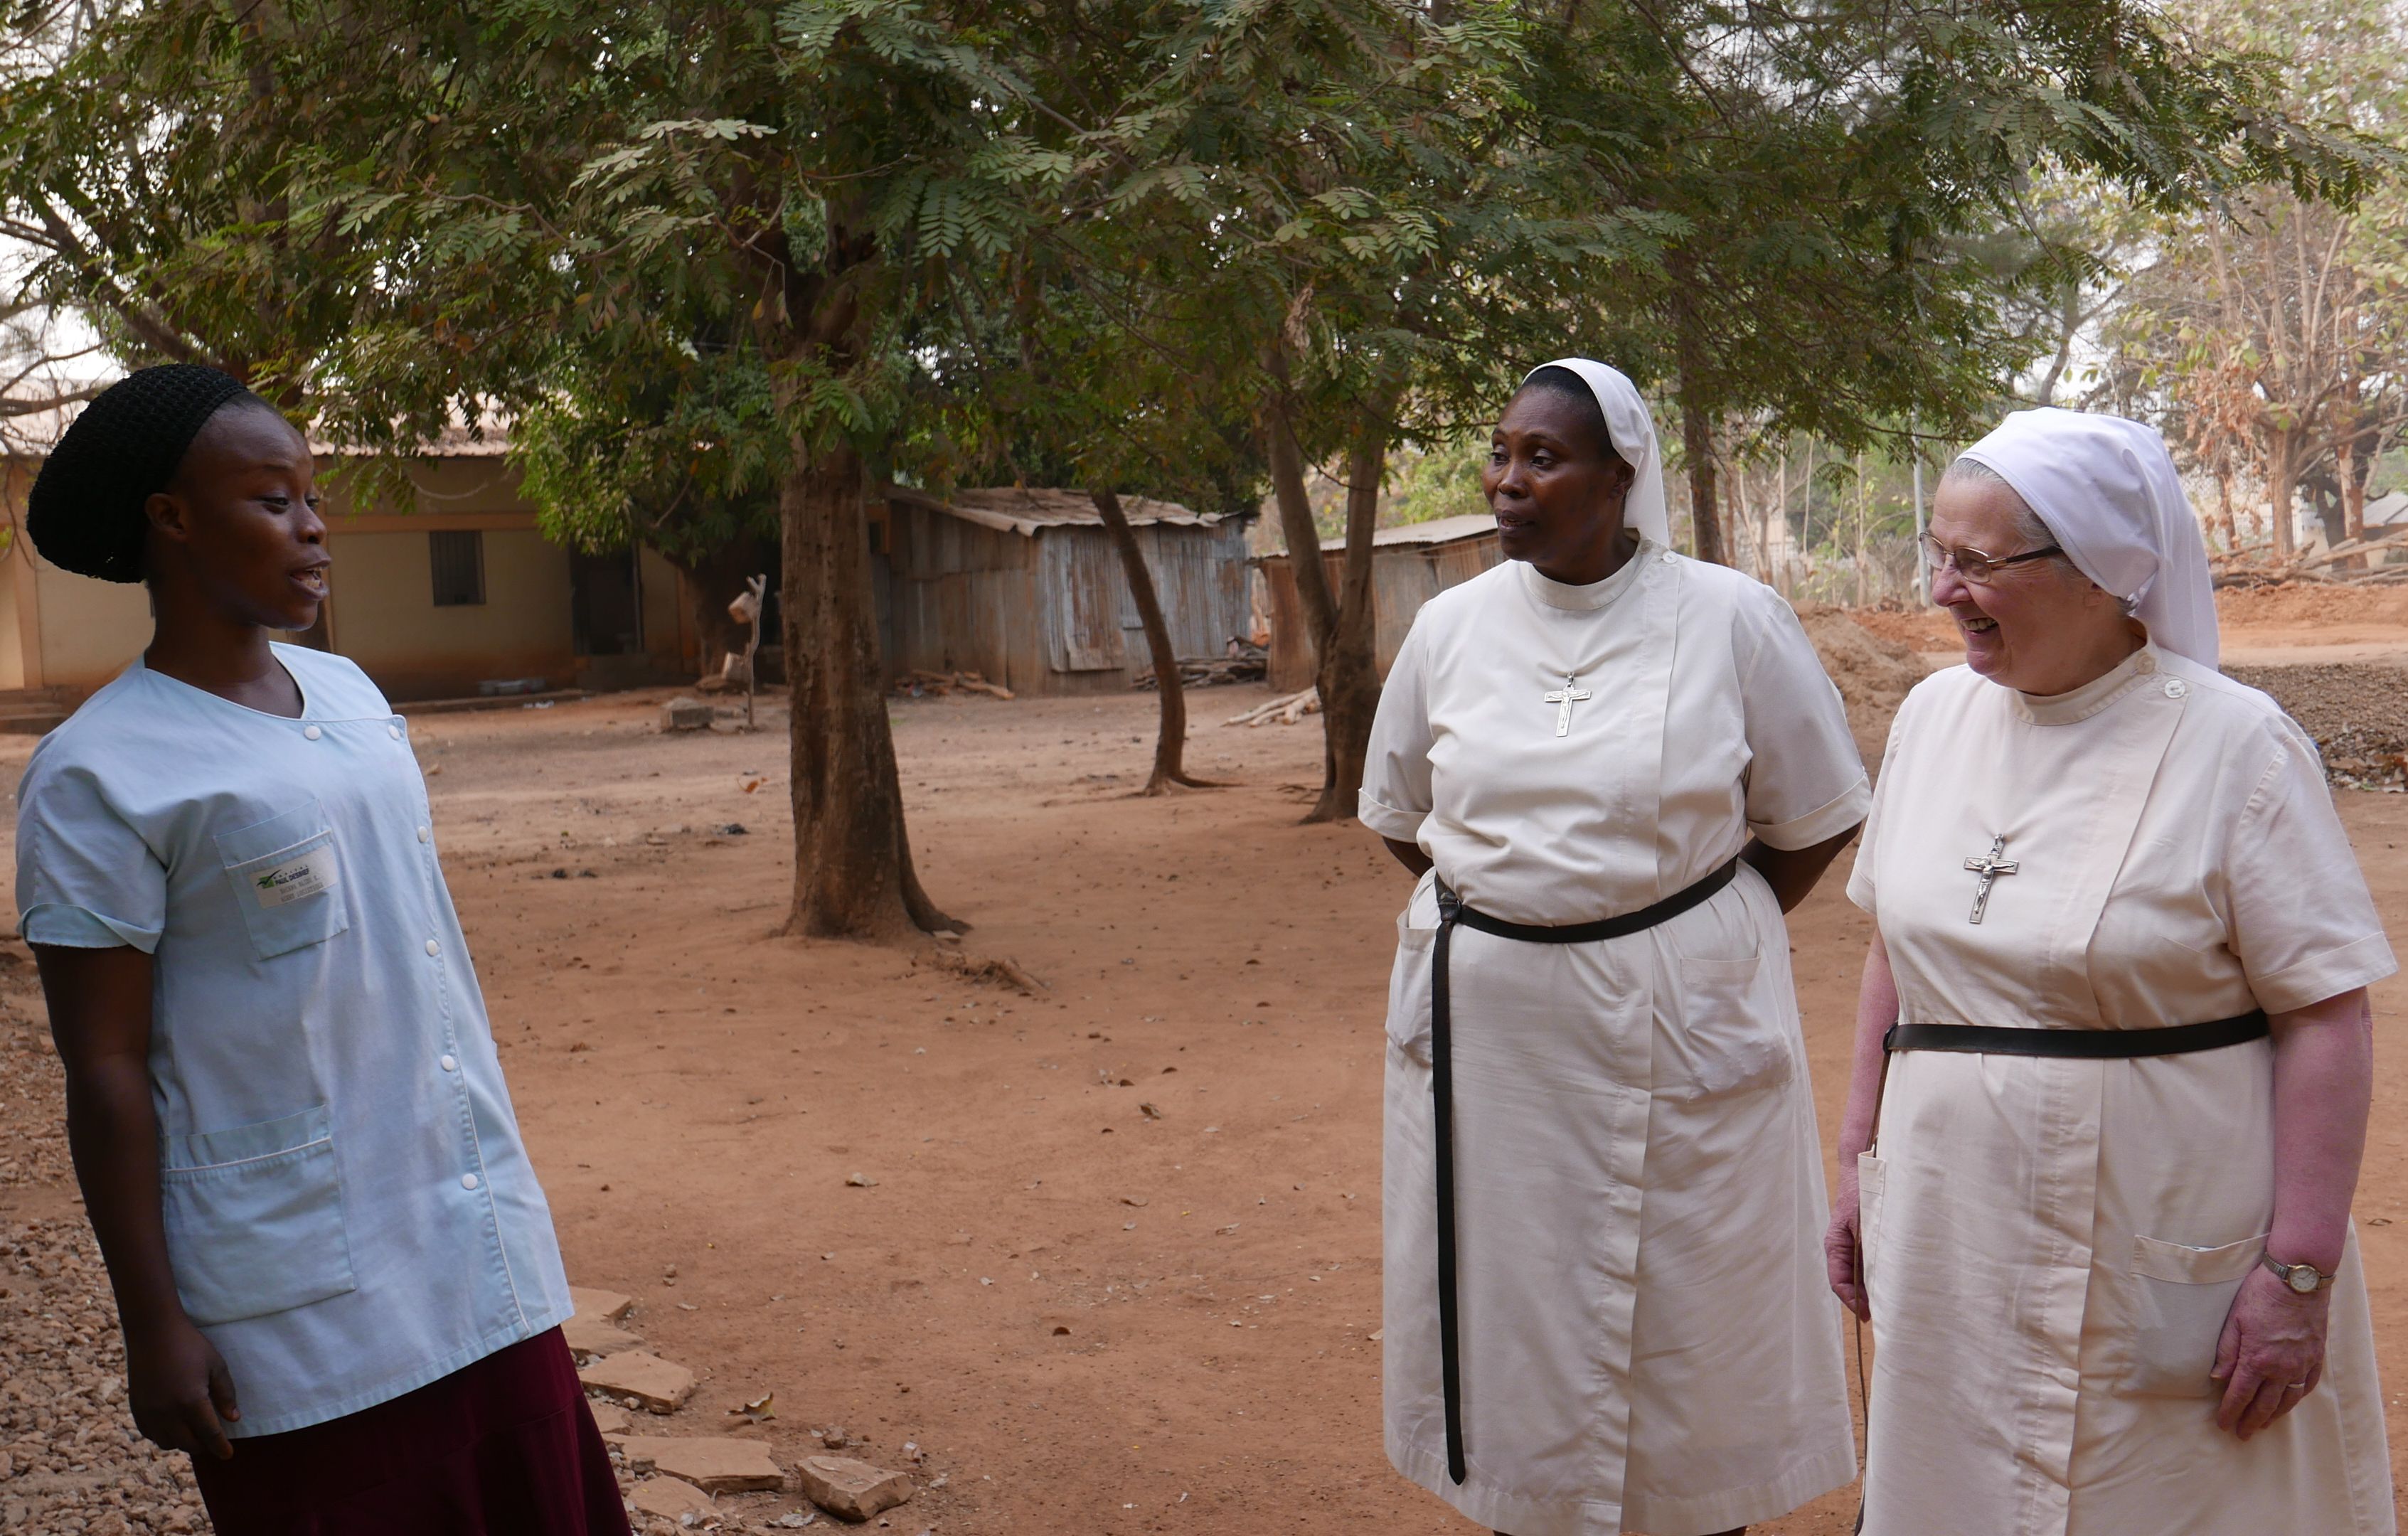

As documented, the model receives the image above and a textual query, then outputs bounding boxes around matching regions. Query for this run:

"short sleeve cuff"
[21,902,159,953]
[1357,791,1428,843]
[1749,777,1871,852]
[2249,931,2398,1015]
[1845,861,1875,916]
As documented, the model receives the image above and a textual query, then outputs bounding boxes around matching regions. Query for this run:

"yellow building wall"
[323,525,577,700]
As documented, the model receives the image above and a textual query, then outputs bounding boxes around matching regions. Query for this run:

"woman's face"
[1484,388,1632,577]
[1928,476,2128,693]
[146,402,328,631]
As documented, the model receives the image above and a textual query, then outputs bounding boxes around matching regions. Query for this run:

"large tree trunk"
[1091,488,1220,794]
[778,440,957,937]
[1311,417,1385,824]
[2266,430,2301,560]
[1673,290,1726,565]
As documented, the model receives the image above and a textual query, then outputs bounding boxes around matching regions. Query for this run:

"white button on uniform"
[302,725,323,741]
[2163,678,2189,700]
[388,724,404,740]
[440,1054,458,1072]
[425,939,441,956]
[417,826,431,844]
[460,1173,480,1191]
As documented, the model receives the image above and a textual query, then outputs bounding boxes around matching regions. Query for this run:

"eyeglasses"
[1920,535,2062,584]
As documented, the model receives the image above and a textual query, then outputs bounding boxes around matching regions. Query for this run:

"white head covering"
[1956,407,2220,668]
[1523,358,1671,548]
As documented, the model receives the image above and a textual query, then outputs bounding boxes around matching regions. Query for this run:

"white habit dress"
[1850,645,2397,1535]
[1360,540,1868,1536]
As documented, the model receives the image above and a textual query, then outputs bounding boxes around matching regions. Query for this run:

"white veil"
[1524,358,1672,548]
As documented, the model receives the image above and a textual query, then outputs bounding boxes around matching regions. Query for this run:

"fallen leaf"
[729,1391,776,1423]
[1138,1103,1163,1121]
[1120,1196,1149,1207]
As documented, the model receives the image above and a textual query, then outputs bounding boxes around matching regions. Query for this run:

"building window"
[429,530,485,607]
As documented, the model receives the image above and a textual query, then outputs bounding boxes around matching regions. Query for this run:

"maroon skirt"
[193,1328,630,1536]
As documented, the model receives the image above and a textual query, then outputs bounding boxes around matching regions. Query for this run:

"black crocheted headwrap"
[26,365,263,583]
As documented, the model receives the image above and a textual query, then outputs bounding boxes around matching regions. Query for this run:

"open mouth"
[1959,612,1997,635]
[294,566,329,594]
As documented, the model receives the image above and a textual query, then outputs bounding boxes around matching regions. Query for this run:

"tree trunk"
[778,440,957,937]
[1674,295,1725,565]
[1092,488,1220,794]
[2266,432,2301,560]
[1259,395,1338,649]
[1311,415,1385,825]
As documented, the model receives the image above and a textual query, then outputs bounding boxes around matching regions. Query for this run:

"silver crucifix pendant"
[1543,673,1592,737]
[1963,833,2020,924]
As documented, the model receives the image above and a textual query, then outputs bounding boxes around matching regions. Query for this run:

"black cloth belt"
[1426,855,1742,1486]
[1883,1011,2269,1058]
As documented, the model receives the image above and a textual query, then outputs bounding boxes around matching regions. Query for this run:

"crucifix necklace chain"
[1543,673,1592,737]
[1963,833,2020,924]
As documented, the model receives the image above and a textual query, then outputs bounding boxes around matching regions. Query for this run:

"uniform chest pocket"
[215,801,352,959]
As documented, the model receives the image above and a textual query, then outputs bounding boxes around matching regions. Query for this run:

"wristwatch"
[2262,1252,2338,1294]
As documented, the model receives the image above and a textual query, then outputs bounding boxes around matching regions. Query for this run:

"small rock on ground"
[570,1285,636,1323]
[616,1435,784,1493]
[794,1454,912,1522]
[629,1473,717,1521]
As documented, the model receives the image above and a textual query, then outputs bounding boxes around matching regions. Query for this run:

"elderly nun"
[1828,407,2395,1533]
[1362,360,1868,1536]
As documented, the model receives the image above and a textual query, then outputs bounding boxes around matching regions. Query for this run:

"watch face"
[2287,1266,2321,1294]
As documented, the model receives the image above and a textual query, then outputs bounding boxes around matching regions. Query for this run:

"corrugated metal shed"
[873,486,1253,696]
[1256,514,1501,691]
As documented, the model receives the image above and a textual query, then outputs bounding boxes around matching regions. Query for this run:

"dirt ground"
[11,600,2408,1532]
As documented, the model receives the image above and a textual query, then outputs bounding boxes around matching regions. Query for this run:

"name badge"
[252,846,339,909]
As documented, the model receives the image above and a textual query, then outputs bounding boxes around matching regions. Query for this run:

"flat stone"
[563,1313,645,1362]
[660,697,715,732]
[587,1401,634,1436]
[571,1285,636,1323]
[795,1455,912,1522]
[577,1350,696,1414]
[627,1475,715,1521]
[616,1435,784,1494]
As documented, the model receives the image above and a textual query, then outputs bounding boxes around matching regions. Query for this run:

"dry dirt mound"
[2217,585,2408,630]
[1795,604,1927,766]
[2222,665,2408,789]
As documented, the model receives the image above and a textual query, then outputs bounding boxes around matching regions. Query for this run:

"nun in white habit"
[1829,408,2396,1533]
[1362,361,1867,1536]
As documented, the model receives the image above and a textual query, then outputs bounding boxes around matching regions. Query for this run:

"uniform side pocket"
[161,1105,358,1326]
[1387,912,1437,1067]
[1856,1152,1887,1291]
[2126,1232,2268,1398]
[215,801,352,960]
[1658,949,1791,1100]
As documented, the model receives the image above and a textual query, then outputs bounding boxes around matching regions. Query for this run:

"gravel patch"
[2224,664,2408,789]
[0,1220,207,1534]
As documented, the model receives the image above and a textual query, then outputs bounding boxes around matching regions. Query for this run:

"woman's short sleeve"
[1738,590,1871,849]
[16,756,166,951]
[1358,622,1435,843]
[2222,725,2397,1013]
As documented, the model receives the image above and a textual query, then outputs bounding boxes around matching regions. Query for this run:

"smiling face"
[1483,386,1635,584]
[144,400,328,631]
[1929,472,2133,693]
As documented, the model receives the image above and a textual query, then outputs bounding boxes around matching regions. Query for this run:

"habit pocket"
[1856,1152,1887,1288]
[216,801,351,959]
[2127,1231,2268,1398]
[1387,912,1437,1066]
[160,1105,357,1326]
[1659,949,1788,1100]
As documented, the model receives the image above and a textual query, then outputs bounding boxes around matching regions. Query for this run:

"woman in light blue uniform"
[16,366,627,1534]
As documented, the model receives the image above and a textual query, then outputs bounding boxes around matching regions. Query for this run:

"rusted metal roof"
[883,484,1222,538]
[1256,512,1498,561]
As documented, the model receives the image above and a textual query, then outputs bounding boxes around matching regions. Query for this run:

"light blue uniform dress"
[15,643,571,1437]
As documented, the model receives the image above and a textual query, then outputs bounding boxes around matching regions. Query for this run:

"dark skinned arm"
[34,943,239,1459]
[1387,826,1857,914]
[1741,823,1863,913]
